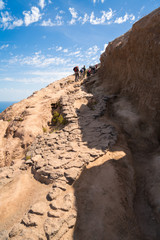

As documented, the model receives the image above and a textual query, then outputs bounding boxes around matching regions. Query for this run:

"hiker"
[73,66,79,82]
[89,65,96,74]
[79,65,86,79]
[87,68,91,77]
[82,65,86,78]
[80,68,84,79]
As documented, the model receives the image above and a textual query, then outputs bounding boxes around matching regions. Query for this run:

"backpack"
[73,66,78,72]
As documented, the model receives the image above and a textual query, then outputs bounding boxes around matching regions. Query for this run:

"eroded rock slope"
[0,76,123,240]
[99,7,160,127]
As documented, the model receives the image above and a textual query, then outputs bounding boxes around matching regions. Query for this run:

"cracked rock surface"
[0,75,117,240]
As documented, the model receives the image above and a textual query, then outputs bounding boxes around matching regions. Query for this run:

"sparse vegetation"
[57,114,65,124]
[42,126,47,133]
[52,128,60,133]
[52,111,67,125]
[52,111,60,124]
[25,155,31,160]
[49,101,68,132]
[52,111,67,126]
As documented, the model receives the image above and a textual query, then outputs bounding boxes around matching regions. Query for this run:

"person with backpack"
[80,68,84,79]
[73,66,79,82]
[82,65,86,78]
[89,65,96,74]
[87,68,91,77]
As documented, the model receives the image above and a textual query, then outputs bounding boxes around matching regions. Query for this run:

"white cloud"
[63,49,68,53]
[114,13,135,24]
[90,12,96,24]
[70,18,76,25]
[69,7,78,24]
[0,11,23,29]
[78,16,82,21]
[0,0,5,10]
[130,15,135,21]
[92,56,98,61]
[9,19,23,29]
[41,18,54,26]
[90,8,114,25]
[41,15,63,26]
[68,50,81,56]
[48,46,54,50]
[8,52,71,68]
[39,0,45,9]
[2,69,72,85]
[93,0,105,3]
[23,7,42,26]
[88,45,100,55]
[82,13,89,24]
[55,14,63,25]
[55,46,68,53]
[0,11,13,29]
[0,44,9,50]
[101,43,108,53]
[103,9,114,20]
[69,7,78,18]
[56,46,62,51]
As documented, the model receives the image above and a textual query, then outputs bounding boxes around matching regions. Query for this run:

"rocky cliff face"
[100,7,160,129]
[0,8,160,240]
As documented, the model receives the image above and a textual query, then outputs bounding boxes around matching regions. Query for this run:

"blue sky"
[0,0,159,101]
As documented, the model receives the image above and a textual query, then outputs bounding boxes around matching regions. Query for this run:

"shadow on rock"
[73,153,142,240]
[76,99,117,151]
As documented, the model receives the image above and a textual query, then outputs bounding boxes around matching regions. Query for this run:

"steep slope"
[99,7,160,128]
[0,76,122,239]
[0,76,73,167]
[83,7,160,240]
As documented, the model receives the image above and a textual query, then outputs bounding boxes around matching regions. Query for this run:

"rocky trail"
[0,76,119,239]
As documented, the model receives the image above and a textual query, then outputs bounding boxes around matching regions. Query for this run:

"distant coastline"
[0,101,17,113]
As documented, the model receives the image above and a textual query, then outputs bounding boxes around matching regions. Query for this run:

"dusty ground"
[0,170,50,232]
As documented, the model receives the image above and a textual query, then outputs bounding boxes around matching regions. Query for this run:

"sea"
[0,101,17,113]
